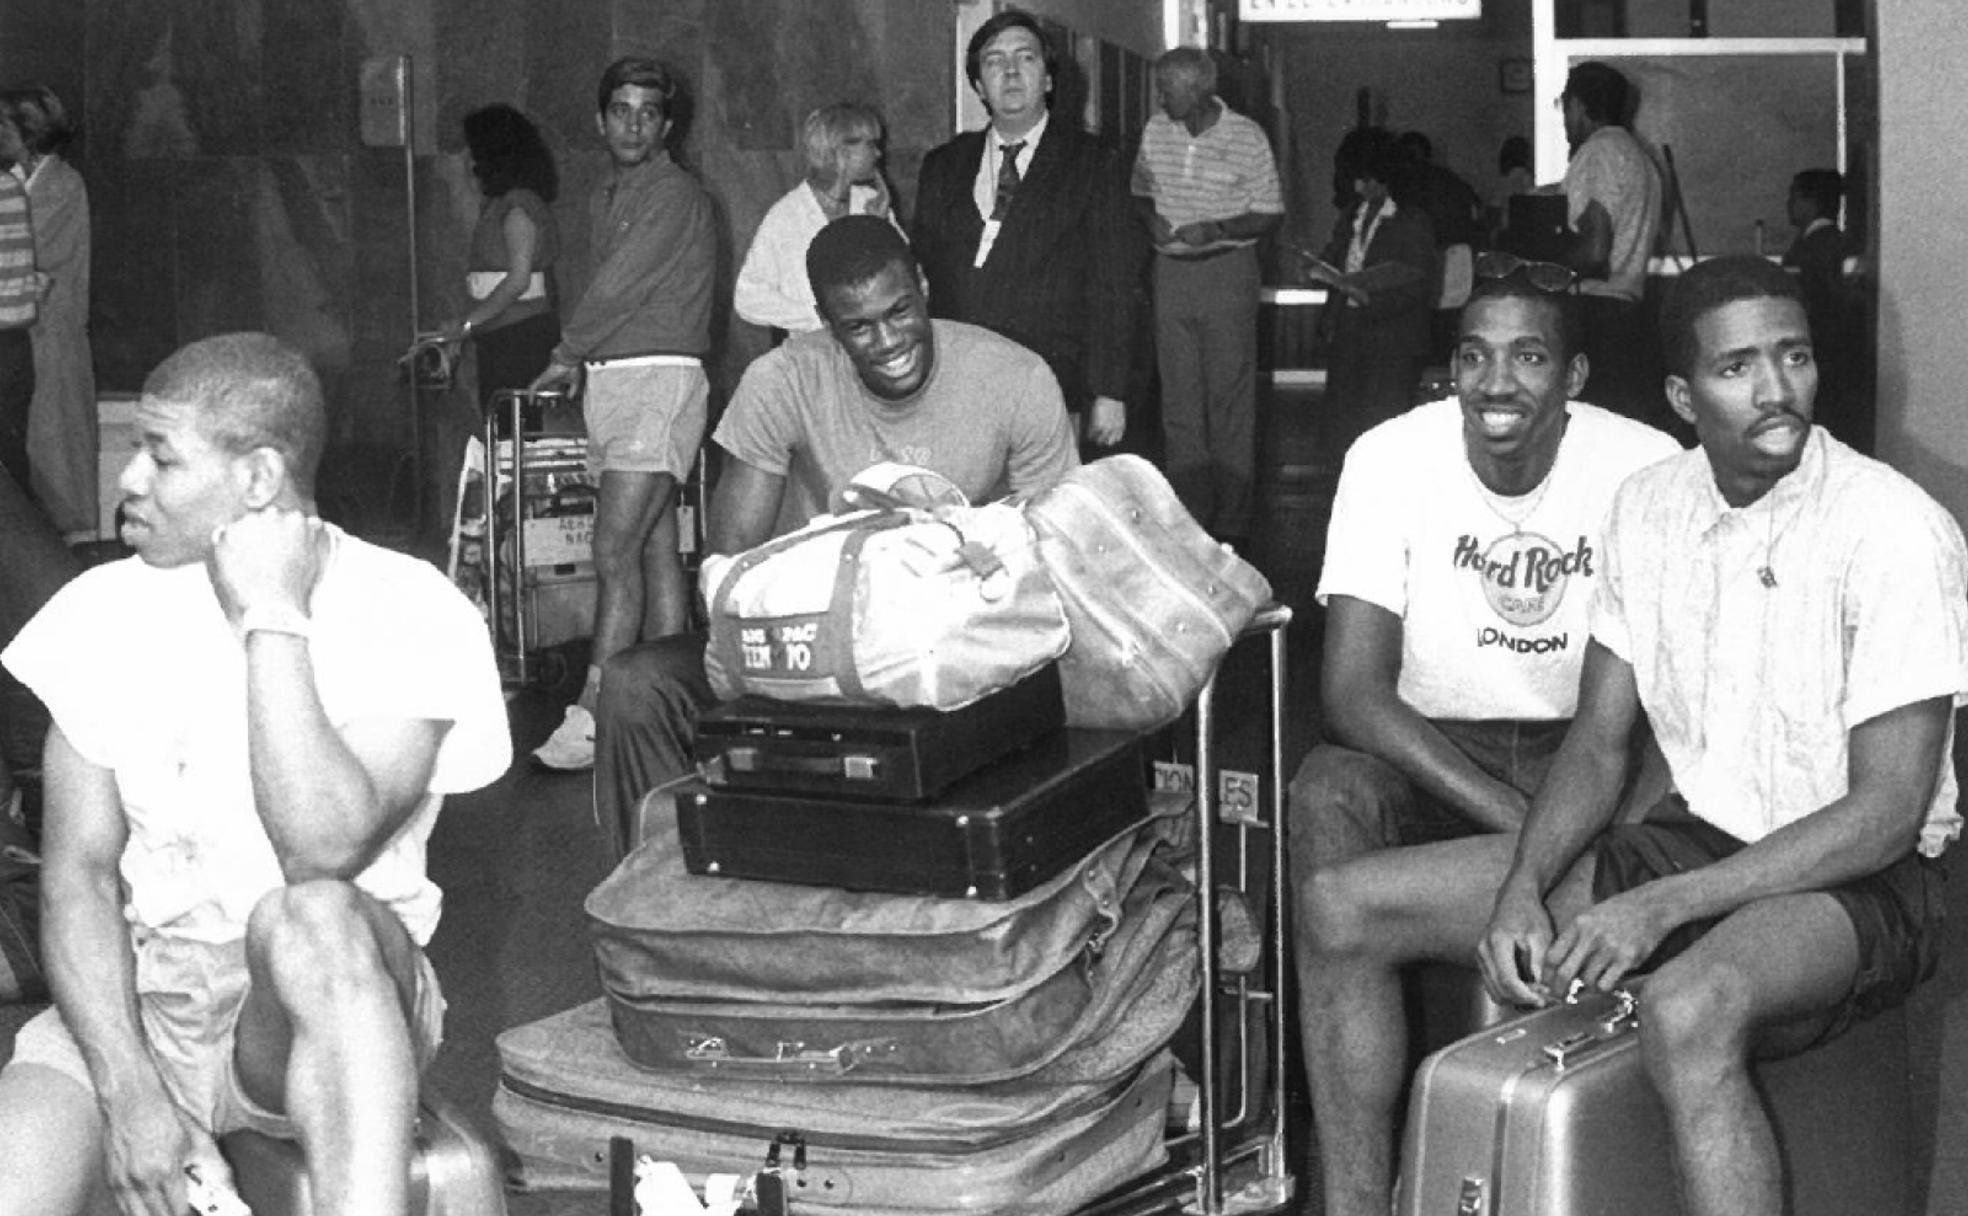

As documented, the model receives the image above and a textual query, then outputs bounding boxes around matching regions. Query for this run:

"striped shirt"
[0,172,35,328]
[1131,102,1282,245]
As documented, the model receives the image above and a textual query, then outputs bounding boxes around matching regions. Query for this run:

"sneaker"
[533,704,597,771]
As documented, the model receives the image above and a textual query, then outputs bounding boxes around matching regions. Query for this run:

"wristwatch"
[237,604,314,641]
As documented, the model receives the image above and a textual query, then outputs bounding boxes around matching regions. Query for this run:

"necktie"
[991,141,1025,221]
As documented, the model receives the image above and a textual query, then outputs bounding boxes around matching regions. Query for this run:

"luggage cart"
[481,387,591,687]
[1079,602,1297,1216]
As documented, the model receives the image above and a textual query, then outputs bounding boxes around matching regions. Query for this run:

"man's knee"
[1640,961,1758,1082]
[1296,859,1387,959]
[246,882,398,998]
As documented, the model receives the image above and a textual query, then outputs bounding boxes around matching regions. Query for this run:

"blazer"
[913,122,1146,410]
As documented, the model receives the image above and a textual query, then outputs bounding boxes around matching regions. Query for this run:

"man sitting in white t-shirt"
[1288,269,1680,1216]
[0,334,510,1216]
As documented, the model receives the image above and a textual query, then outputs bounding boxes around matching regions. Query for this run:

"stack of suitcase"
[494,663,1201,1214]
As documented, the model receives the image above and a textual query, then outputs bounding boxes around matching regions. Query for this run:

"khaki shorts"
[584,356,708,478]
[8,931,445,1139]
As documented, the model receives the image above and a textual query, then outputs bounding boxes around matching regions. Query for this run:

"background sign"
[1240,0,1482,21]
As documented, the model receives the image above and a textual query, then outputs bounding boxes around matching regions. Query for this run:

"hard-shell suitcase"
[676,728,1150,899]
[1397,984,1917,1216]
[695,661,1065,802]
[493,1001,1176,1214]
[1397,987,1676,1216]
[604,839,1195,1083]
[222,1088,507,1216]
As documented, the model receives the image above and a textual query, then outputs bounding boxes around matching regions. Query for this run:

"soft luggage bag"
[603,837,1195,1083]
[694,661,1065,802]
[700,497,1070,712]
[1023,455,1272,730]
[592,781,1188,1008]
[676,728,1150,899]
[494,1001,1176,1214]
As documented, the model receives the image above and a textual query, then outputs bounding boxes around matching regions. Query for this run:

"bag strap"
[704,510,911,696]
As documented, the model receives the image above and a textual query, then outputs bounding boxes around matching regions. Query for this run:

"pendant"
[1758,566,1777,589]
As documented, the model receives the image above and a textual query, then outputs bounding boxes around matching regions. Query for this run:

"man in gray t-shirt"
[585,215,1079,857]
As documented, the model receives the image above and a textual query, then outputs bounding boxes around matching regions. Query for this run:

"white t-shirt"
[1317,397,1681,720]
[2,526,512,946]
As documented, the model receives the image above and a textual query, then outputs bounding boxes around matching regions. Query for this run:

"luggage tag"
[184,1162,252,1216]
[632,1155,743,1216]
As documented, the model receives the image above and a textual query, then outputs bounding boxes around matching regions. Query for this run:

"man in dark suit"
[912,9,1145,449]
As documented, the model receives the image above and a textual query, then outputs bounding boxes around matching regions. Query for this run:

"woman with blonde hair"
[734,102,905,335]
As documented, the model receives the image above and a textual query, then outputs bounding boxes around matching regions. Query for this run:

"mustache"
[1749,405,1808,434]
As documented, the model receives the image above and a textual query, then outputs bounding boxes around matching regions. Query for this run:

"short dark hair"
[1563,61,1630,127]
[144,333,326,497]
[1790,168,1843,219]
[0,84,76,157]
[1659,255,1808,378]
[806,215,915,303]
[1464,275,1583,365]
[1154,47,1216,93]
[965,9,1059,91]
[462,103,558,202]
[596,57,681,118]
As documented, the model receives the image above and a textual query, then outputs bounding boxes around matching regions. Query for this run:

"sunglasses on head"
[1475,250,1580,293]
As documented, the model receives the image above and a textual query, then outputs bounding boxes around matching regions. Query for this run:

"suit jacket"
[1319,202,1437,360]
[913,123,1146,410]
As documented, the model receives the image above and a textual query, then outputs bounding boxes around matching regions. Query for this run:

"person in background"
[0,87,89,544]
[1396,129,1485,358]
[0,127,35,514]
[1782,168,1865,452]
[439,103,561,407]
[1299,127,1436,450]
[735,102,903,338]
[912,8,1144,451]
[529,58,716,773]
[1132,46,1283,550]
[1555,61,1666,429]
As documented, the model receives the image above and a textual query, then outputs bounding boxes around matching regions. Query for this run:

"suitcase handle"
[682,1034,900,1075]
[723,746,882,783]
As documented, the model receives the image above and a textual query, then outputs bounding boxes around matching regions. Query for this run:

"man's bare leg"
[1295,834,1524,1216]
[235,881,429,1216]
[1638,893,1857,1216]
[587,469,678,704]
[641,501,690,639]
[0,1061,109,1214]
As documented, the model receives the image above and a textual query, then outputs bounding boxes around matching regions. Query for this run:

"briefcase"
[677,728,1150,899]
[695,662,1065,802]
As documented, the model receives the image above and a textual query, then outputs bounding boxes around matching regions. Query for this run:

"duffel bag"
[1024,455,1272,730]
[700,494,1069,712]
[588,784,1189,1008]
[603,843,1193,1084]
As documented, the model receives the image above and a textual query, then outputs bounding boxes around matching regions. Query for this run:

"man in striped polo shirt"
[0,168,37,498]
[1132,47,1282,551]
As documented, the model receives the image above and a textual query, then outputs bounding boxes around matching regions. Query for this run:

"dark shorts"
[1593,795,1947,1043]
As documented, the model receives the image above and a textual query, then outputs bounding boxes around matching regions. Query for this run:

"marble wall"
[13,0,962,534]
